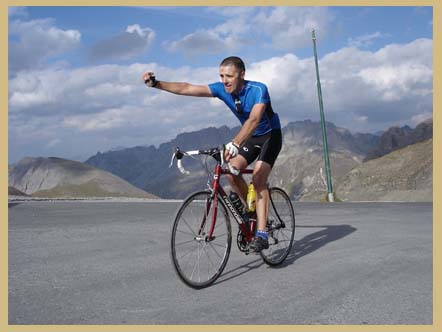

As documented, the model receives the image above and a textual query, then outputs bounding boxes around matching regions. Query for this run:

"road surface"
[8,201,432,325]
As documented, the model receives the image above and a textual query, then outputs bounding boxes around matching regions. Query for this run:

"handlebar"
[169,146,240,176]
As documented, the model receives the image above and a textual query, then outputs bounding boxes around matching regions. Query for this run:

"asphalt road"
[8,201,432,325]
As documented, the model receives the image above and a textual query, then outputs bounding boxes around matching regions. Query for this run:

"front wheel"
[171,191,232,288]
[260,187,295,266]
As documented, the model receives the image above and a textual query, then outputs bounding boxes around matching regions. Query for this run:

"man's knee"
[226,173,240,184]
[252,162,272,191]
[252,172,269,191]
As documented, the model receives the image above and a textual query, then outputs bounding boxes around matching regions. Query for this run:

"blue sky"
[8,6,433,163]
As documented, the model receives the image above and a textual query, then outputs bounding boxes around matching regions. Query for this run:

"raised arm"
[143,71,213,97]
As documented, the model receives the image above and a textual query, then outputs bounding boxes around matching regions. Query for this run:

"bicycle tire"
[171,190,232,289]
[260,187,295,266]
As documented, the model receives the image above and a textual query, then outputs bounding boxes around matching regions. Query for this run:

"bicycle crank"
[236,230,248,252]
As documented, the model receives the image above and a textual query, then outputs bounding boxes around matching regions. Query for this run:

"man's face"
[219,65,245,95]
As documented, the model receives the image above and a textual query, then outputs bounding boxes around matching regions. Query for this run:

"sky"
[8,6,433,163]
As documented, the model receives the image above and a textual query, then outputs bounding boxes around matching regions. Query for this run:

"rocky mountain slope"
[86,126,238,198]
[10,119,430,201]
[86,120,380,199]
[365,118,432,161]
[8,157,157,198]
[336,139,432,202]
[270,121,378,200]
[8,186,29,196]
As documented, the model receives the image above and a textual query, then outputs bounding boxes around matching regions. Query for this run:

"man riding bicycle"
[143,56,282,252]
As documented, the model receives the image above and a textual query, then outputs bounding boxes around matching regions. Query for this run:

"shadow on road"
[216,224,356,284]
[215,257,264,286]
[8,202,23,208]
[279,224,357,268]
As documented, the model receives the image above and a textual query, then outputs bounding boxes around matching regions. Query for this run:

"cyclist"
[142,56,282,252]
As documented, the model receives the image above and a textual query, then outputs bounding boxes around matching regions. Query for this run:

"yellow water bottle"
[247,182,256,212]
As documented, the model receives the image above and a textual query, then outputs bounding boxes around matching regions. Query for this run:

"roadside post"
[312,29,334,202]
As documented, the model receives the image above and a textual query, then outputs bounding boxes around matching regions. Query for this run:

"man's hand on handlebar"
[224,141,239,162]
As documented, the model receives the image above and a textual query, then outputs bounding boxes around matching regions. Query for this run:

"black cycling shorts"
[238,129,282,168]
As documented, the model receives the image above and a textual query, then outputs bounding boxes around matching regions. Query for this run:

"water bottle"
[229,191,244,215]
[247,182,256,213]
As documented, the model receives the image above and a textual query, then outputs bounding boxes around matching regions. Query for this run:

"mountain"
[269,120,378,201]
[86,126,239,198]
[8,186,29,196]
[336,139,432,202]
[364,118,432,161]
[85,120,380,199]
[281,120,380,156]
[10,118,431,201]
[8,157,158,199]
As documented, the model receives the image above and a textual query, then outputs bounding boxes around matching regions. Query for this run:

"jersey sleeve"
[208,82,223,98]
[256,83,270,104]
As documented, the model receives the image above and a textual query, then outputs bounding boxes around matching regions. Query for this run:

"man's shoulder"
[245,80,268,90]
[245,81,269,98]
[209,81,223,89]
[208,81,226,97]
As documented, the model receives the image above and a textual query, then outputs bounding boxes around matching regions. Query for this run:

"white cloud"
[411,112,432,126]
[47,138,61,148]
[347,31,390,48]
[9,18,81,75]
[358,63,432,101]
[255,7,333,49]
[164,30,236,54]
[164,7,333,56]
[89,24,155,62]
[63,107,129,131]
[8,38,433,162]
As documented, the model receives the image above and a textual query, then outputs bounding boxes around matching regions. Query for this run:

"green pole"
[312,29,334,202]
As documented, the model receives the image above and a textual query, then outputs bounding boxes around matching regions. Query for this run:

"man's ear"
[240,71,245,79]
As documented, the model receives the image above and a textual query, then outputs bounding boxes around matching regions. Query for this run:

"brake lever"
[170,148,190,175]
[169,153,176,168]
[220,145,225,166]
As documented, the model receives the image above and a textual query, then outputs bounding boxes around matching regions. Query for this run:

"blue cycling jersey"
[208,80,281,137]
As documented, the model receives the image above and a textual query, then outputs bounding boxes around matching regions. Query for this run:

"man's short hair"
[220,56,246,72]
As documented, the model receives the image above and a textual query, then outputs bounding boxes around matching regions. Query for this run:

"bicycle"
[169,146,295,289]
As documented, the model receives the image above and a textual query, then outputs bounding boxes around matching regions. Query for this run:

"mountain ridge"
[336,139,432,202]
[85,120,380,199]
[10,118,432,202]
[8,157,158,199]
[364,118,432,161]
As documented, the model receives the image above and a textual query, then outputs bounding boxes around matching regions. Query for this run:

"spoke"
[178,244,199,260]
[190,242,206,282]
[260,188,295,264]
[175,238,197,247]
[175,229,196,237]
[180,216,198,237]
[209,241,228,248]
[204,244,218,273]
[207,242,225,259]
[189,244,200,281]
[172,192,231,286]
[210,232,227,239]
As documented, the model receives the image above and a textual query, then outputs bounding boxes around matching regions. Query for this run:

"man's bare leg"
[225,154,249,203]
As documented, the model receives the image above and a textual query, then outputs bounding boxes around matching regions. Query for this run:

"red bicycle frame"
[205,164,255,242]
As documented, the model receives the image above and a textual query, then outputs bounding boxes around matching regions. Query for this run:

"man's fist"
[143,72,158,87]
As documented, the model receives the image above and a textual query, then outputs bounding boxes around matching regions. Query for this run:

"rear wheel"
[260,187,295,266]
[171,191,232,288]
